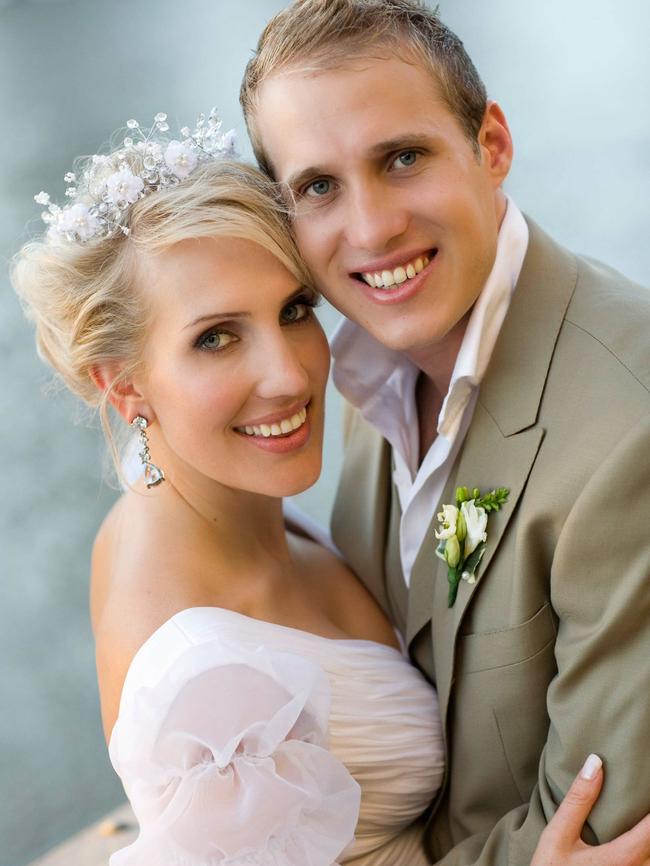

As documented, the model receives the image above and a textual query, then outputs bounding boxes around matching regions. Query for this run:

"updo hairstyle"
[11,159,310,470]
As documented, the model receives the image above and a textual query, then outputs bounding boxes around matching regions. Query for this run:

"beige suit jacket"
[331,220,650,865]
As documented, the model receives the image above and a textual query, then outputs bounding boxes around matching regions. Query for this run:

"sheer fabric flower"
[105,167,145,205]
[109,638,360,865]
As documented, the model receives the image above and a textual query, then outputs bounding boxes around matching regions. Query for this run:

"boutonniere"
[435,486,510,607]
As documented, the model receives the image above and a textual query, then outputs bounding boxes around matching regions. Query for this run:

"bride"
[12,112,650,866]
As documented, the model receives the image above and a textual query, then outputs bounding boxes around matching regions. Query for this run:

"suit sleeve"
[432,413,650,865]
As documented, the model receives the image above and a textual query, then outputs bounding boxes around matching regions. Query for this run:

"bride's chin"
[265,459,323,499]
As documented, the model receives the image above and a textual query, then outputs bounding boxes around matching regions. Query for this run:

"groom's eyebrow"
[366,133,433,157]
[285,134,434,188]
[285,165,328,190]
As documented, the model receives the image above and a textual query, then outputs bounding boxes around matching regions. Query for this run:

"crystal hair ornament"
[34,109,237,244]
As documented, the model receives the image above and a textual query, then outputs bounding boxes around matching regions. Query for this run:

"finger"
[598,812,650,866]
[546,754,604,845]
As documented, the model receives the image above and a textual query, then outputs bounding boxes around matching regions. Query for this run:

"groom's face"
[254,55,511,355]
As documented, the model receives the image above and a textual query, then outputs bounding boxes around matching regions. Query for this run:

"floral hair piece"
[34,109,237,244]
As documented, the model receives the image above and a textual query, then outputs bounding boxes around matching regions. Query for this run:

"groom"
[240,1,650,863]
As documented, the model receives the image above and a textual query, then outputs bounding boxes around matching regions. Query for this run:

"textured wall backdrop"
[0,1,648,863]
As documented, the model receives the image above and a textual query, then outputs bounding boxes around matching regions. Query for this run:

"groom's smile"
[253,54,513,357]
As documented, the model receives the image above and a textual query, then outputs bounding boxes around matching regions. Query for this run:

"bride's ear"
[90,363,154,425]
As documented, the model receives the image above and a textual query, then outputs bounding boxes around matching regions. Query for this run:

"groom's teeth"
[394,266,407,284]
[360,253,432,289]
[237,407,308,438]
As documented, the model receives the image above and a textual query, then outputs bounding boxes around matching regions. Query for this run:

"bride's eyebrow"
[183,285,311,330]
[184,309,251,329]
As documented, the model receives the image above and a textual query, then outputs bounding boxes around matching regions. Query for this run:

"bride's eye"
[281,294,318,324]
[197,329,237,351]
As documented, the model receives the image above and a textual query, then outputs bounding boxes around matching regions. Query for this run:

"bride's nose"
[253,331,310,400]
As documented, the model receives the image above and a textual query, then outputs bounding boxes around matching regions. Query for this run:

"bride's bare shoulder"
[89,489,208,743]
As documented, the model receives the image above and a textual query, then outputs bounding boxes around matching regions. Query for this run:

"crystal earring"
[131,415,165,488]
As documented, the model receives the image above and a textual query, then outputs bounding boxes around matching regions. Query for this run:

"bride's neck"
[163,469,291,564]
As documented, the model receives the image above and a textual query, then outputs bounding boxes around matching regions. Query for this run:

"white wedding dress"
[108,606,445,865]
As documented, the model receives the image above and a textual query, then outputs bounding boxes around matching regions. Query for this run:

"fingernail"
[580,753,602,780]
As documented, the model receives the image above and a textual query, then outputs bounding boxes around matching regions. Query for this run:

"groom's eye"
[303,178,332,198]
[391,150,419,169]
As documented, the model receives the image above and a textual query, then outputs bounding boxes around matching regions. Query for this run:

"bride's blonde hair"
[11,159,310,474]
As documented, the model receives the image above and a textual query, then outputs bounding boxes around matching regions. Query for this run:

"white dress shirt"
[330,198,529,586]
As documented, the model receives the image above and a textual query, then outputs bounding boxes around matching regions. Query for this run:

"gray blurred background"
[1,1,648,863]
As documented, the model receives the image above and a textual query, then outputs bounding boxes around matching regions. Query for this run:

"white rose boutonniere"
[435,486,509,607]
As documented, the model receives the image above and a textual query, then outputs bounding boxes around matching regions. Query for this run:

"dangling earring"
[131,415,165,488]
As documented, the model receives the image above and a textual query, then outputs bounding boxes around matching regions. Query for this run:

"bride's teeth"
[381,269,395,288]
[423,255,430,266]
[239,407,309,438]
[362,272,376,287]
[406,263,416,279]
[414,258,424,274]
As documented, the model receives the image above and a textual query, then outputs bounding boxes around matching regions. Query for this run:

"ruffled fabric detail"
[109,638,360,865]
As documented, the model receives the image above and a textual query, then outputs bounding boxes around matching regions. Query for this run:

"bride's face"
[133,236,330,498]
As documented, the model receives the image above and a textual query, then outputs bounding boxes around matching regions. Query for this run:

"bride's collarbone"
[283,537,400,649]
[101,501,397,649]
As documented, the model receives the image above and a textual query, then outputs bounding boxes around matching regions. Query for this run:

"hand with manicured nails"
[532,755,650,866]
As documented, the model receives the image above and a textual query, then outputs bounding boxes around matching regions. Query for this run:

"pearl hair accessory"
[34,109,237,244]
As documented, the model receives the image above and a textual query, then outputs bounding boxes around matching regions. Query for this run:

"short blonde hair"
[240,0,487,174]
[11,159,308,473]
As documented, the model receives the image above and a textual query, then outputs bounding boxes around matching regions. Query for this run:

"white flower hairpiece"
[35,109,237,244]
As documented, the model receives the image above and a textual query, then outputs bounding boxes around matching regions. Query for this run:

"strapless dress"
[108,606,444,865]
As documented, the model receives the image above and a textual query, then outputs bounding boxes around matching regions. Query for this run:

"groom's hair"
[240,0,487,174]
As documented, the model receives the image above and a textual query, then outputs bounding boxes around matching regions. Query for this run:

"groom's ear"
[477,100,513,186]
[89,362,153,425]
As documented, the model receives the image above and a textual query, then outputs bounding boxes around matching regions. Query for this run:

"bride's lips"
[233,403,312,454]
[351,249,439,305]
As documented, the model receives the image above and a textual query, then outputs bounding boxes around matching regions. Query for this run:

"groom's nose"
[342,180,409,252]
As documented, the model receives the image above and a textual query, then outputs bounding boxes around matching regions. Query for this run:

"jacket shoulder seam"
[563,317,650,396]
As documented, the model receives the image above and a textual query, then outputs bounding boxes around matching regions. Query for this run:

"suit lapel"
[409,408,545,715]
[406,219,578,719]
[331,408,394,618]
[384,474,409,636]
